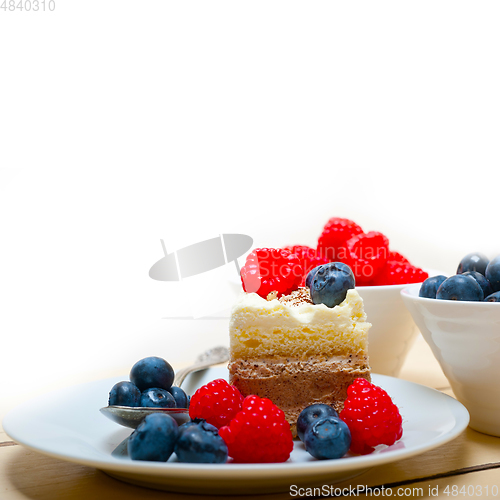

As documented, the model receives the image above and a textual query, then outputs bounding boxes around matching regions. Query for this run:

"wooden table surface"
[2,336,500,499]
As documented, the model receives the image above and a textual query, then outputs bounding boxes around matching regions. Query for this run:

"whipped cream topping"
[229,288,371,359]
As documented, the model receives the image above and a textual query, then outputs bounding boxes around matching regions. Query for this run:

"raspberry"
[219,395,293,463]
[189,379,244,429]
[317,218,363,262]
[340,378,403,455]
[284,245,328,286]
[240,248,303,299]
[375,261,429,286]
[388,251,409,264]
[345,231,389,286]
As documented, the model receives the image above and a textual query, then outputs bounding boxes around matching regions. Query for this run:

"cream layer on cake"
[228,287,371,436]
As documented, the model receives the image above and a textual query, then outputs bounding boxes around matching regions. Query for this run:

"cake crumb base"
[229,358,371,437]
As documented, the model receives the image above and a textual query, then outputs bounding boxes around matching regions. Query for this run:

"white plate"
[3,368,469,495]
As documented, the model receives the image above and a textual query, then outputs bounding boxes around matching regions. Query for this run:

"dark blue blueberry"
[484,291,500,302]
[108,381,141,407]
[303,416,351,460]
[174,419,228,463]
[436,274,484,301]
[310,262,355,308]
[419,275,447,299]
[457,252,490,276]
[128,413,179,461]
[305,265,324,288]
[297,404,339,442]
[140,388,176,408]
[168,386,189,409]
[130,356,174,392]
[176,418,213,440]
[177,419,201,436]
[462,271,493,298]
[486,255,500,293]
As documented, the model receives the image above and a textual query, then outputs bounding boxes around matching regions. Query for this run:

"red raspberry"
[345,231,389,286]
[283,245,328,285]
[240,248,303,299]
[375,261,429,286]
[219,395,293,463]
[340,378,403,455]
[317,218,363,262]
[388,251,410,264]
[189,379,244,429]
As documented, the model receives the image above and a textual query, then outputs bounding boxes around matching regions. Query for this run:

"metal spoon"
[100,346,229,429]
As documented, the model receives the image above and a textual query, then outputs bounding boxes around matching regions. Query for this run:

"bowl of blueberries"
[401,252,500,437]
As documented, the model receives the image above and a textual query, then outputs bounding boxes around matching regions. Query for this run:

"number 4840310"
[443,484,499,496]
[1,0,55,11]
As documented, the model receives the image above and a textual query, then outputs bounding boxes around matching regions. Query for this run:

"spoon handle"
[174,362,215,387]
[173,346,230,387]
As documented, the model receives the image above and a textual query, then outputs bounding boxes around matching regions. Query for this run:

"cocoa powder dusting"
[278,287,313,307]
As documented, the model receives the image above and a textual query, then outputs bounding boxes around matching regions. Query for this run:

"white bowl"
[401,283,500,437]
[357,283,420,377]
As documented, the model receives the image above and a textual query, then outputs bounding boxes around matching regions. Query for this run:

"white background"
[1,1,499,418]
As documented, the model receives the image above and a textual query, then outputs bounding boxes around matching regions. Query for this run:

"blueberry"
[310,262,355,308]
[457,252,490,275]
[177,419,202,436]
[462,271,493,298]
[297,404,339,442]
[303,416,351,460]
[108,381,141,407]
[140,388,176,408]
[305,265,324,288]
[174,419,228,463]
[130,356,175,392]
[484,291,500,302]
[486,255,500,293]
[419,275,447,299]
[168,386,189,409]
[128,413,179,461]
[436,274,484,301]
[176,418,215,441]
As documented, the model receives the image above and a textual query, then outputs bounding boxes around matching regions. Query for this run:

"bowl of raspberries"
[243,217,430,377]
[401,252,500,437]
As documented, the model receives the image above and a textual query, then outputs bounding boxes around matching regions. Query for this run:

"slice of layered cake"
[229,249,371,436]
